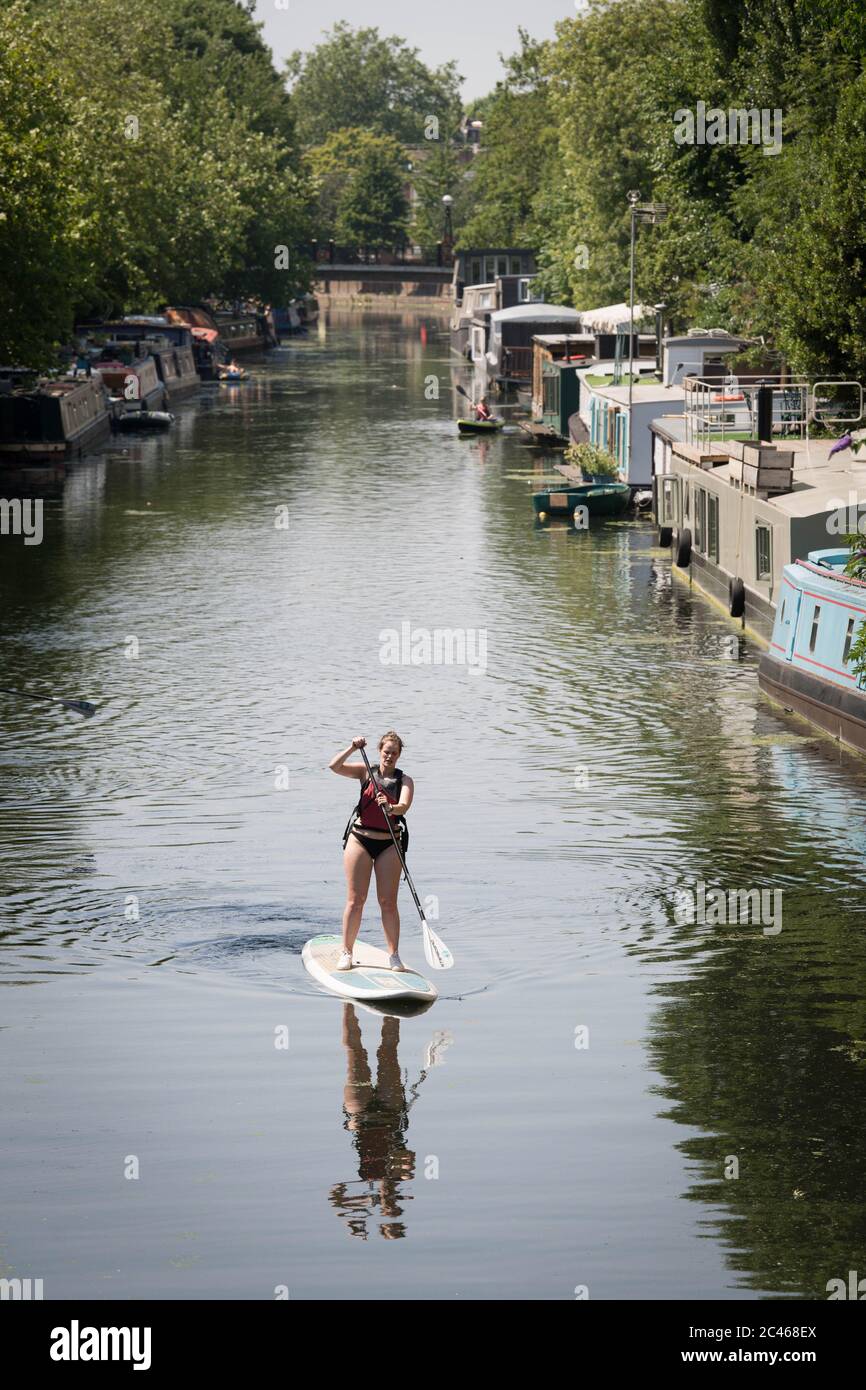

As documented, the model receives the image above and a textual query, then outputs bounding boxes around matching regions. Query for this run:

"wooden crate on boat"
[728,447,793,493]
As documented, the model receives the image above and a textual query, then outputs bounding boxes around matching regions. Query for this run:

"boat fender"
[729,577,746,618]
[674,527,692,568]
[659,525,673,547]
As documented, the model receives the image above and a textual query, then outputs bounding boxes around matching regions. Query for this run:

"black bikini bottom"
[351,828,405,861]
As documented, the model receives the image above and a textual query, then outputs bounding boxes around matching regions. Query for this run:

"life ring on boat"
[729,576,746,618]
[673,527,692,568]
[659,524,673,547]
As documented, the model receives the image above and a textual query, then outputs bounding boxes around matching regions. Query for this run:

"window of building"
[471,259,481,283]
[511,257,522,275]
[843,617,856,664]
[809,605,821,653]
[497,257,508,277]
[755,524,772,580]
[543,375,560,416]
[707,494,719,561]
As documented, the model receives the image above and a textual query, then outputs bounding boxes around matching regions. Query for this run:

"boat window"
[843,617,856,664]
[471,260,481,283]
[497,258,508,277]
[809,606,821,653]
[755,524,772,580]
[781,599,786,624]
[695,487,706,552]
[707,494,719,561]
[511,258,522,275]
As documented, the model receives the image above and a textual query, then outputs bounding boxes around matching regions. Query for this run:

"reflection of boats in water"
[329,1005,452,1240]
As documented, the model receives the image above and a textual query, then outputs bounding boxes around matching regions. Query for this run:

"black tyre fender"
[674,527,692,568]
[659,525,673,547]
[729,576,746,618]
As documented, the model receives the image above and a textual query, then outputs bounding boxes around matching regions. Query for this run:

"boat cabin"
[759,549,866,753]
[530,335,596,441]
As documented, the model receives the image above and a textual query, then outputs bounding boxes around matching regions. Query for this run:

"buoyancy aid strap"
[343,768,404,846]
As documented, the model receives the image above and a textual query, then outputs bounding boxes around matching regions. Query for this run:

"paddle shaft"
[357,744,428,924]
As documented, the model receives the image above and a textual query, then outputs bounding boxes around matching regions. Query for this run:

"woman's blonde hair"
[378,730,404,753]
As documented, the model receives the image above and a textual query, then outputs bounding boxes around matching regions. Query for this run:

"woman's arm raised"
[328,736,368,779]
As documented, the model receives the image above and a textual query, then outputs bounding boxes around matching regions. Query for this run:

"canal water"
[2,317,866,1300]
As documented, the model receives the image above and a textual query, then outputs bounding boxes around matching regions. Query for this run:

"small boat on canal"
[532,481,631,520]
[458,417,503,434]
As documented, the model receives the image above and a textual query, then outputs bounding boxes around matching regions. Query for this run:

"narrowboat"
[532,481,631,520]
[0,375,112,463]
[108,319,200,400]
[758,549,866,754]
[93,344,167,414]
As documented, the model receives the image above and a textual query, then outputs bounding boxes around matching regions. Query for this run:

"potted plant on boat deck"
[564,442,619,484]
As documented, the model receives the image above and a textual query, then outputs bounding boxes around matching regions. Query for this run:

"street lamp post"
[442,194,454,266]
[626,192,666,481]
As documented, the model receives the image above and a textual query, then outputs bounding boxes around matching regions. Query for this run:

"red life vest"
[357,769,403,831]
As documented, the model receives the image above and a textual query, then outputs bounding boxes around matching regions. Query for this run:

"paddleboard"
[302,934,438,1003]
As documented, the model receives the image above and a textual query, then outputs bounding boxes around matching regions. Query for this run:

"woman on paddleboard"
[329,733,414,972]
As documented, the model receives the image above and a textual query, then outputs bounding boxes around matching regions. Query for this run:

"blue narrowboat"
[758,548,866,752]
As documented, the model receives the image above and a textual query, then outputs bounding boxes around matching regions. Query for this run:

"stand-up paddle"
[0,686,96,718]
[356,743,454,971]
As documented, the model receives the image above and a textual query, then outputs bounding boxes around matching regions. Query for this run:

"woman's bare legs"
[374,845,402,955]
[342,835,374,952]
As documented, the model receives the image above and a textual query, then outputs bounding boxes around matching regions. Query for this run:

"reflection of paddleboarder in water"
[328,1004,453,1241]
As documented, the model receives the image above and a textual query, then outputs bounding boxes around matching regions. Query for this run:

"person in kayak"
[329,733,414,972]
[475,396,492,421]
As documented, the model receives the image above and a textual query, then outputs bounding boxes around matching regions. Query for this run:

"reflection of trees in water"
[329,1005,451,1241]
[648,940,866,1297]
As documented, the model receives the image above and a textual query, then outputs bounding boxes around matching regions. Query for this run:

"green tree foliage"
[461,0,866,377]
[458,32,558,254]
[410,141,463,259]
[336,144,410,257]
[0,0,310,364]
[0,2,81,364]
[308,129,410,253]
[286,22,462,149]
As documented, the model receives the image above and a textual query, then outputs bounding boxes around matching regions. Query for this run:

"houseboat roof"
[590,382,686,405]
[671,436,866,517]
[663,329,750,350]
[491,304,581,324]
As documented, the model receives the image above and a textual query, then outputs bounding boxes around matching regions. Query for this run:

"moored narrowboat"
[93,344,167,414]
[0,375,112,463]
[758,549,866,754]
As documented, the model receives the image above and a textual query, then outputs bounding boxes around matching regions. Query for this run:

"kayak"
[302,934,438,1003]
[532,481,631,519]
[458,418,503,434]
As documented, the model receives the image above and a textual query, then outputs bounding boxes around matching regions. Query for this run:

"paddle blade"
[422,921,454,970]
[62,700,97,718]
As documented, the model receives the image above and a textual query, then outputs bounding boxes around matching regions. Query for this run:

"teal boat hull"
[532,482,630,518]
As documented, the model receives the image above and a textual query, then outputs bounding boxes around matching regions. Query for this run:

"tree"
[458,31,558,254]
[336,144,410,258]
[411,141,463,259]
[308,130,409,255]
[286,22,462,149]
[0,2,82,365]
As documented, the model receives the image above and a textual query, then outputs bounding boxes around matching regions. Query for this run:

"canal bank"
[2,316,866,1299]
